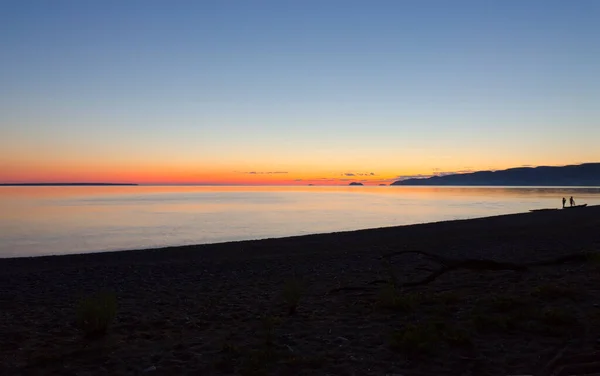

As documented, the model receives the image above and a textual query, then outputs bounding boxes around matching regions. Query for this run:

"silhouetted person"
[569,196,575,207]
[562,197,566,208]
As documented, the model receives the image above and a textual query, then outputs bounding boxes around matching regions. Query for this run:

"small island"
[349,182,364,186]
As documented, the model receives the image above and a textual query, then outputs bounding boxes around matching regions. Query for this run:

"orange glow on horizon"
[2,164,403,185]
[2,154,595,186]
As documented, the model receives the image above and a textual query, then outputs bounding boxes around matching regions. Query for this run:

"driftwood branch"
[379,250,529,288]
[527,253,590,267]
[381,250,450,267]
[328,251,595,294]
[328,286,377,294]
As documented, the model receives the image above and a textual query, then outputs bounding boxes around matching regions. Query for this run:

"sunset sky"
[1,0,599,185]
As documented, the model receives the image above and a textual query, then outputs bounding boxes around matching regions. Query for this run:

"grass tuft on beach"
[282,277,303,315]
[390,323,439,355]
[531,284,581,301]
[76,292,117,338]
[376,283,417,312]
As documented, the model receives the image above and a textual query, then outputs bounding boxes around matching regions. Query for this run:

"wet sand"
[1,206,600,375]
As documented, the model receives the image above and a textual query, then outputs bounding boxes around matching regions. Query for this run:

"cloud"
[392,169,475,181]
[436,169,473,176]
[432,168,474,176]
[237,171,288,175]
[342,172,377,177]
[394,174,432,181]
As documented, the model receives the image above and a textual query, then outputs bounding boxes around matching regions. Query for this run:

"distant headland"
[0,183,138,186]
[391,163,600,186]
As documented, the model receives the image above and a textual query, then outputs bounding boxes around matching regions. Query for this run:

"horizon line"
[2,162,598,187]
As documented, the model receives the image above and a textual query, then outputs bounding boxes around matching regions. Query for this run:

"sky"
[1,0,599,185]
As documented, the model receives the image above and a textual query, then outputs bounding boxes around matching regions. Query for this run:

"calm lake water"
[1,186,599,258]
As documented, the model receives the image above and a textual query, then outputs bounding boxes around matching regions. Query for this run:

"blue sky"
[1,0,599,184]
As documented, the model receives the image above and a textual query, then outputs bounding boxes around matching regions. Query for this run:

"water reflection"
[1,186,599,258]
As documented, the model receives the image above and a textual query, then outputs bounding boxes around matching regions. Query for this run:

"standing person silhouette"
[562,197,566,208]
[569,196,575,207]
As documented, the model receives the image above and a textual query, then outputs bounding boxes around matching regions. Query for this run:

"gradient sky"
[1,0,599,185]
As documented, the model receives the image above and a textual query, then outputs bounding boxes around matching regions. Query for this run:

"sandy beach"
[2,206,600,376]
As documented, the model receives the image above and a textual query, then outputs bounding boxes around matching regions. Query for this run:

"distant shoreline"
[392,162,600,186]
[0,183,138,186]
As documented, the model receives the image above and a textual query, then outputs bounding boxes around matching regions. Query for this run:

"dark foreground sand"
[2,207,600,376]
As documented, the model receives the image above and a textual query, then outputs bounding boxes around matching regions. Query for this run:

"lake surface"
[1,186,599,258]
